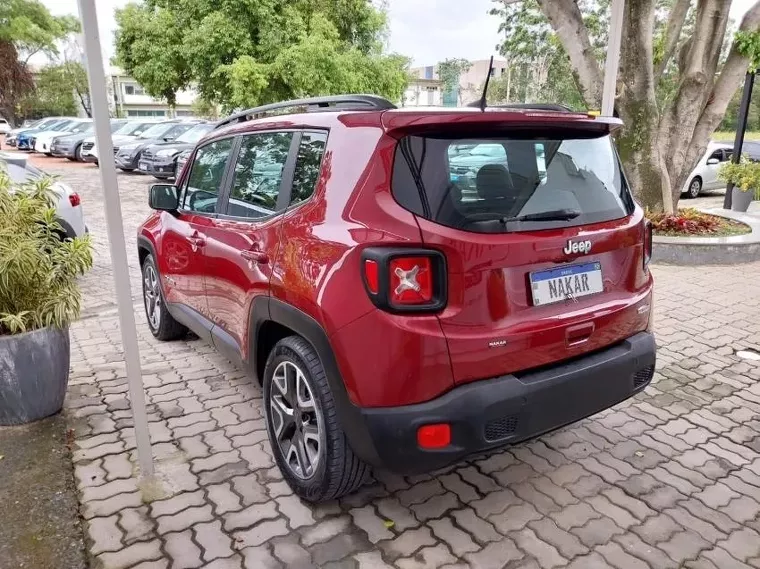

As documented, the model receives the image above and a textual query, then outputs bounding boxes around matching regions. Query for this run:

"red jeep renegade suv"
[138,95,656,502]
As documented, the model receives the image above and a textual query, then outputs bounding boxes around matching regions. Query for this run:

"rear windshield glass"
[392,134,634,233]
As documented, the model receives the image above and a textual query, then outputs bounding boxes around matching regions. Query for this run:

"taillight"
[69,193,81,207]
[362,248,446,313]
[643,221,652,269]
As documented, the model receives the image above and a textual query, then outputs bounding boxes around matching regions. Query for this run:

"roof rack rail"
[215,94,397,130]
[466,102,575,112]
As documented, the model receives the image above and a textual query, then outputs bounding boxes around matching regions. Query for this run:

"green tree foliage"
[0,170,92,335]
[19,61,91,119]
[437,58,471,104]
[0,0,79,125]
[114,0,410,111]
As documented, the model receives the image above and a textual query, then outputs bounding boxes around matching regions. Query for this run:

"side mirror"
[149,184,179,211]
[707,157,720,165]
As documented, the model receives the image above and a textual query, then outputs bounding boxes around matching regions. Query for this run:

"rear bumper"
[349,331,656,474]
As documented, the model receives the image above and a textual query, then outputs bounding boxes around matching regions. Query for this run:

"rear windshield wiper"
[502,208,581,223]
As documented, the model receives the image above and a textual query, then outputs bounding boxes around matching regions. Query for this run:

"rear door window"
[181,138,234,214]
[393,134,634,233]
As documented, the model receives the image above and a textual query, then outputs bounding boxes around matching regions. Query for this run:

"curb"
[651,208,760,265]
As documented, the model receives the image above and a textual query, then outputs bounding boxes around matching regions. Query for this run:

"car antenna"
[477,55,494,112]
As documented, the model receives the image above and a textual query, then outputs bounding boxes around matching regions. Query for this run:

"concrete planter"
[0,326,70,425]
[731,187,755,213]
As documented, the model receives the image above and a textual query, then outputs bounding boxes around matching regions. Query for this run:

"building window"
[124,84,145,96]
[126,109,166,117]
[175,110,193,117]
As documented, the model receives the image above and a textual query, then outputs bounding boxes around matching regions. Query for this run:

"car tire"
[686,177,702,199]
[74,144,83,162]
[263,335,369,502]
[141,254,187,341]
[119,167,135,172]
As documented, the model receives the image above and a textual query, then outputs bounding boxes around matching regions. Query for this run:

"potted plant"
[718,157,760,212]
[0,168,92,425]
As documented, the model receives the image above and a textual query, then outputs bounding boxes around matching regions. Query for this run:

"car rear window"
[392,133,634,233]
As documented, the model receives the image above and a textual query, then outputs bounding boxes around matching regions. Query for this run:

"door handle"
[241,249,269,264]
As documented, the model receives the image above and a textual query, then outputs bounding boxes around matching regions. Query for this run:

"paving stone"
[351,505,394,543]
[397,480,445,507]
[717,527,760,560]
[375,498,419,532]
[564,551,614,569]
[409,491,459,521]
[470,488,518,518]
[84,491,144,519]
[439,472,480,503]
[380,527,436,560]
[311,532,371,565]
[195,519,234,562]
[703,546,756,568]
[102,453,135,481]
[429,517,479,556]
[572,517,625,548]
[231,474,269,505]
[630,513,683,545]
[118,506,154,545]
[150,490,206,518]
[490,502,542,533]
[233,518,290,549]
[157,505,214,535]
[396,543,457,569]
[613,533,678,569]
[208,482,243,515]
[240,545,281,569]
[224,501,279,531]
[457,466,502,495]
[658,530,710,563]
[202,556,244,569]
[601,487,656,521]
[449,507,501,544]
[88,515,123,555]
[550,502,601,531]
[596,541,649,569]
[96,539,163,569]
[663,506,728,543]
[511,480,563,515]
[300,515,352,547]
[528,517,589,558]
[512,527,566,568]
[276,494,316,529]
[354,551,394,569]
[463,538,524,569]
[164,530,203,569]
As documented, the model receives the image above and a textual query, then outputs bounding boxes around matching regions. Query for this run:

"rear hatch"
[387,110,651,385]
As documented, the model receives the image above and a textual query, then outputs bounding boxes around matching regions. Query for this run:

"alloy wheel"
[143,265,161,330]
[689,179,701,198]
[268,361,323,479]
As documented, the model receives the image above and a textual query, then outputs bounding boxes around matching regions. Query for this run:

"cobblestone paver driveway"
[50,158,760,568]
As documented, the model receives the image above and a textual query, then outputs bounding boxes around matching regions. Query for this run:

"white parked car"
[0,118,10,135]
[1,153,87,239]
[34,118,92,155]
[681,142,732,199]
[82,119,161,163]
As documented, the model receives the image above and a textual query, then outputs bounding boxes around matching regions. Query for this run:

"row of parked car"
[3,116,212,180]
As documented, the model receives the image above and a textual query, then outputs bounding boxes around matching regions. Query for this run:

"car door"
[158,136,234,341]
[201,130,301,364]
[703,148,723,189]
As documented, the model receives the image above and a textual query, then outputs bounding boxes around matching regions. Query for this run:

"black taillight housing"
[643,220,653,269]
[361,247,447,313]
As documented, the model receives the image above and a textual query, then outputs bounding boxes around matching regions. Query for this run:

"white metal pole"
[76,0,154,477]
[602,0,625,115]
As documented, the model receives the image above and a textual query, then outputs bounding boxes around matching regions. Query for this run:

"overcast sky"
[39,0,759,67]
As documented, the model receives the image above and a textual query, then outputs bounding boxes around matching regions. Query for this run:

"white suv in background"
[0,118,10,136]
[681,142,732,199]
[1,153,87,239]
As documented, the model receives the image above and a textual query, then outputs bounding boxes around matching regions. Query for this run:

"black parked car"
[114,120,204,172]
[51,119,128,161]
[137,122,213,179]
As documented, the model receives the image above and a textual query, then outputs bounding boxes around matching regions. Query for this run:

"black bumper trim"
[352,332,656,474]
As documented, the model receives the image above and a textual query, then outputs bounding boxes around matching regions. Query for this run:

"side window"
[709,149,723,162]
[227,132,293,219]
[290,132,327,205]
[182,138,233,214]
[721,149,732,162]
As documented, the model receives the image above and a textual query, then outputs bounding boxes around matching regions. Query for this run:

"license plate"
[139,161,149,171]
[530,262,603,306]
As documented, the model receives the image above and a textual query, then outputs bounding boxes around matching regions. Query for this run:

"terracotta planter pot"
[731,187,754,212]
[0,326,70,425]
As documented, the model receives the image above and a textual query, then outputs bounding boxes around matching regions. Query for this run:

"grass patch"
[647,208,751,237]
[713,131,760,142]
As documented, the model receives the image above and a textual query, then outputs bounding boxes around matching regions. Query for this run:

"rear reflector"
[643,221,652,268]
[69,193,81,207]
[364,259,379,294]
[417,424,451,449]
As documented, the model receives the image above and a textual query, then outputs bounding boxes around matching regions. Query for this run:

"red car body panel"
[138,106,652,412]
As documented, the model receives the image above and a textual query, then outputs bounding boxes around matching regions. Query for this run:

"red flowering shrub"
[647,209,721,235]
